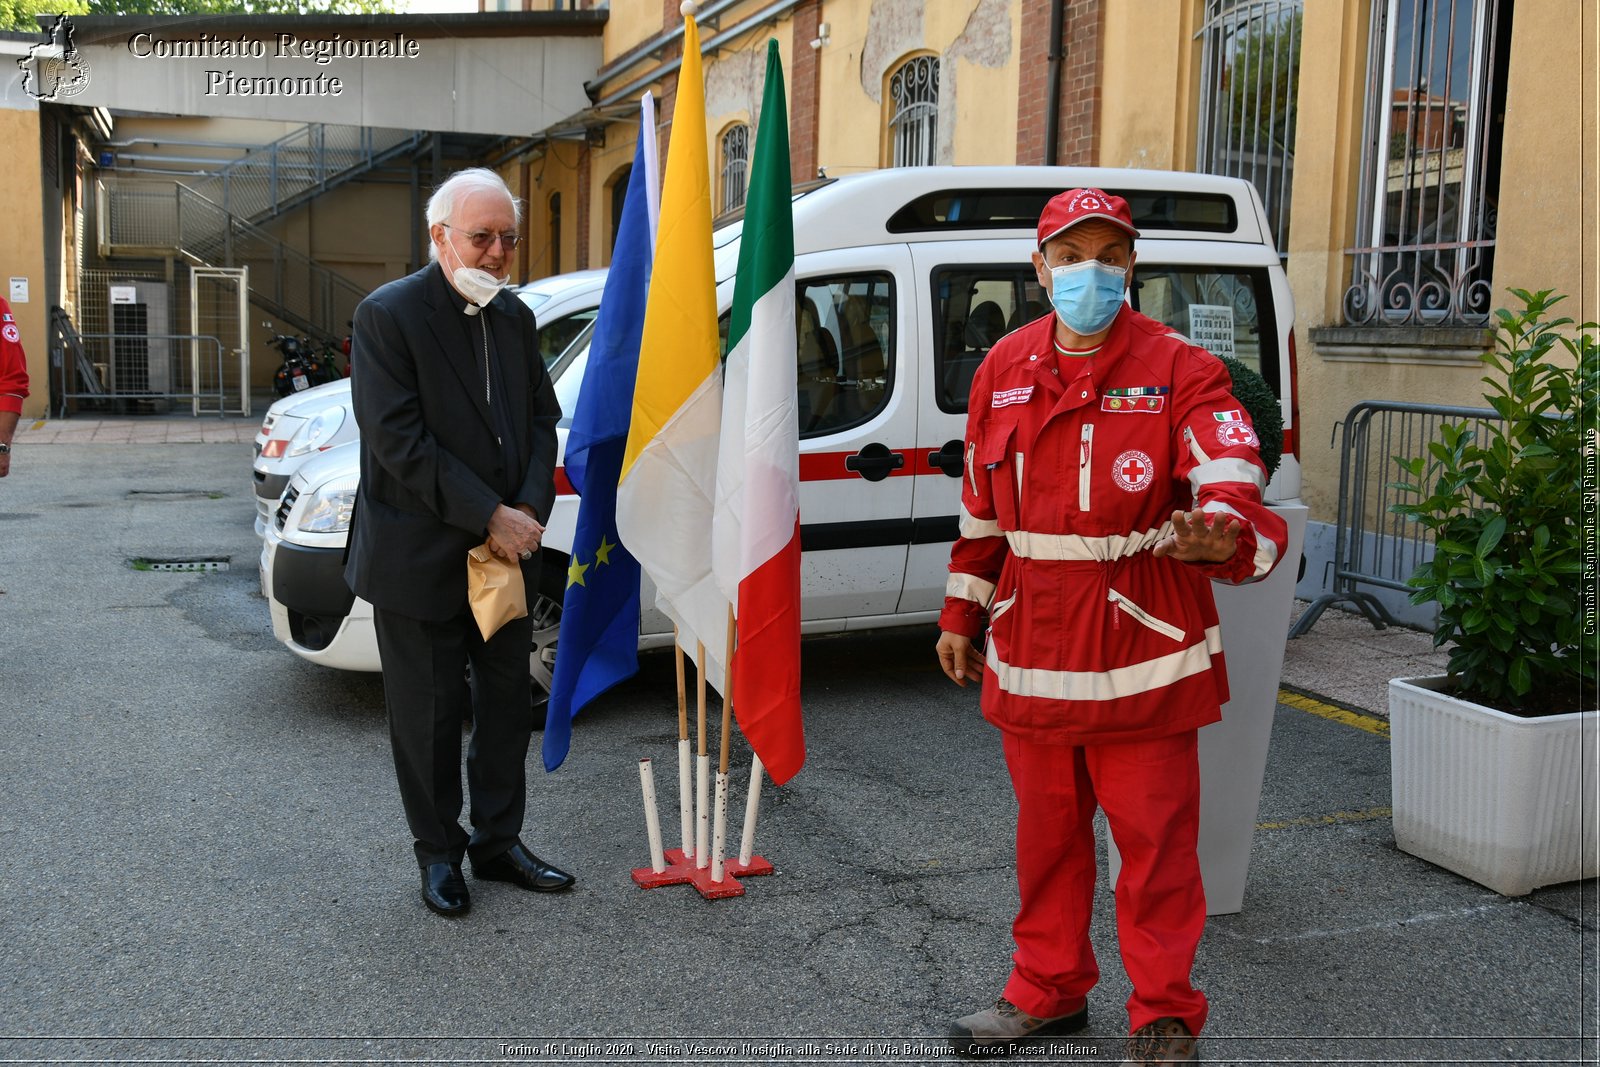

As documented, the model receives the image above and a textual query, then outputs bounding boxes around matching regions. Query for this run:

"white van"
[261,166,1298,700]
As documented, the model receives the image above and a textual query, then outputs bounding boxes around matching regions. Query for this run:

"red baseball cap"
[1036,187,1139,248]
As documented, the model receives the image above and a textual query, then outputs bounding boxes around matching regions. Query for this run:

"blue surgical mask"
[1049,260,1127,335]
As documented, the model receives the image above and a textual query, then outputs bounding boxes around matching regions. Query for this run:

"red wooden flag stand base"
[630,847,774,899]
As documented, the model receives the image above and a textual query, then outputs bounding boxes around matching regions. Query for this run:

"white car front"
[251,379,355,537]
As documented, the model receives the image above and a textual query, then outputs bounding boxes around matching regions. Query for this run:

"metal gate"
[190,267,251,417]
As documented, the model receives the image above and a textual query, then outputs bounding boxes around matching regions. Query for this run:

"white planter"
[1389,675,1599,896]
[1110,503,1307,915]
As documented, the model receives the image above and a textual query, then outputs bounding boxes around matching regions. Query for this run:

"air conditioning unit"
[108,280,171,407]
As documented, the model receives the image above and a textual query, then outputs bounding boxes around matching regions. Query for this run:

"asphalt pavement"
[0,425,1594,1065]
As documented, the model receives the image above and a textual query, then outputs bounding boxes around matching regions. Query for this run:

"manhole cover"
[127,490,227,501]
[128,556,231,573]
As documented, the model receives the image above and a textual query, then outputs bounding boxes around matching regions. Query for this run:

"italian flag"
[712,39,805,785]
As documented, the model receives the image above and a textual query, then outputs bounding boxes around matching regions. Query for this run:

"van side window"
[796,273,894,438]
[932,266,1047,413]
[1131,267,1280,396]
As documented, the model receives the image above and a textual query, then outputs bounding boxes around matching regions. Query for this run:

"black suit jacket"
[344,263,561,622]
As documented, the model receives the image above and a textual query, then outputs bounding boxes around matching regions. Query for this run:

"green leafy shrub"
[1391,289,1597,714]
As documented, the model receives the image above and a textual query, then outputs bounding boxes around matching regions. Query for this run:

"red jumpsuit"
[940,307,1286,1035]
[0,298,28,416]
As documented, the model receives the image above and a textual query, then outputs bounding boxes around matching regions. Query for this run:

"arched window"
[548,192,562,275]
[610,164,631,254]
[887,55,939,168]
[719,124,750,215]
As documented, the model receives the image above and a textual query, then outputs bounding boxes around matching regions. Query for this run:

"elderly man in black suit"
[346,167,574,917]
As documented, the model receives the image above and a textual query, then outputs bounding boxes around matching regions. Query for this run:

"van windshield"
[1132,266,1279,393]
[932,264,1279,412]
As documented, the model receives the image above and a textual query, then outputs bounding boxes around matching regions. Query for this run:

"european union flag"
[542,120,653,772]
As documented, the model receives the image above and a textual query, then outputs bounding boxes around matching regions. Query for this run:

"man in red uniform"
[938,189,1286,1065]
[0,297,30,478]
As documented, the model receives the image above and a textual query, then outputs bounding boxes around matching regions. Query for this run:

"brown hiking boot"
[1121,1017,1199,1064]
[949,996,1089,1058]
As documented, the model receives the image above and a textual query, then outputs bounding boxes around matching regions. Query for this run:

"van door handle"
[927,439,964,478]
[845,442,905,482]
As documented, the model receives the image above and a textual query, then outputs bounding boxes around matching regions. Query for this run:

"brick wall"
[789,0,823,183]
[1015,0,1102,166]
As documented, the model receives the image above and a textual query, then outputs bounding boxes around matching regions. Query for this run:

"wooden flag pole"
[711,606,736,882]
[675,632,692,857]
[695,639,710,869]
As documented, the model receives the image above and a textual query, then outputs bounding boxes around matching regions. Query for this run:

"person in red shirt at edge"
[0,297,30,478]
[936,189,1287,1066]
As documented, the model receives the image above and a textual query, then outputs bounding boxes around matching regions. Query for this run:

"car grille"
[275,486,300,531]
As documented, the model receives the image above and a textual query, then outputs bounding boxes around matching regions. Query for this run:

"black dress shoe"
[421,862,470,916]
[472,842,575,893]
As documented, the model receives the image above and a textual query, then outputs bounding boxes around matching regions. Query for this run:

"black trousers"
[373,605,535,868]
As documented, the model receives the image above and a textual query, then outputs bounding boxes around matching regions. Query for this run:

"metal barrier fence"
[1289,399,1503,638]
[52,331,231,417]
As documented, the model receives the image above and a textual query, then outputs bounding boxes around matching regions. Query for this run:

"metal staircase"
[94,123,424,341]
[188,124,424,228]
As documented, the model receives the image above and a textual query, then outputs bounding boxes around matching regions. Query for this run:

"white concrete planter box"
[1389,675,1599,896]
[1111,503,1307,915]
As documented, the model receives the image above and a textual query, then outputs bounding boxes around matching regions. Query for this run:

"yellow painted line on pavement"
[1277,687,1390,738]
[1256,806,1392,831]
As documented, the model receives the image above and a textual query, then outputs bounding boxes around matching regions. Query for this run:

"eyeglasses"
[443,224,522,251]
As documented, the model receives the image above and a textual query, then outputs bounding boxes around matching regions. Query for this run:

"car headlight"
[286,406,347,458]
[297,475,358,534]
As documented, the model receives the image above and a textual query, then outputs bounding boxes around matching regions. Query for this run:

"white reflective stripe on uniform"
[945,571,997,607]
[989,591,1018,624]
[986,625,1224,702]
[958,504,1003,540]
[1189,457,1266,495]
[1005,521,1175,562]
[1201,500,1280,580]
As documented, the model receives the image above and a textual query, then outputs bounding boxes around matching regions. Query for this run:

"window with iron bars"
[888,55,939,168]
[720,124,749,216]
[1196,0,1302,258]
[1344,0,1510,326]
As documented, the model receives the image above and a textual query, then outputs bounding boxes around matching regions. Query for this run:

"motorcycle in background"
[267,330,341,397]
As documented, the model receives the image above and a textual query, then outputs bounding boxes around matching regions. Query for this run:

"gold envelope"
[466,543,528,641]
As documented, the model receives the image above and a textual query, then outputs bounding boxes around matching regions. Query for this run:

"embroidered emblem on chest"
[992,386,1034,409]
[1101,395,1165,413]
[1112,449,1156,493]
[1216,420,1259,448]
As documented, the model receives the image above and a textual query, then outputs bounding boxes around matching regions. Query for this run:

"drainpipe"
[1044,0,1065,166]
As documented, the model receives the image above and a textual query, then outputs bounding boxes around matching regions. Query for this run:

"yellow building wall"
[603,0,663,63]
[815,0,879,176]
[591,128,642,266]
[1098,0,1201,171]
[527,144,583,280]
[0,108,47,420]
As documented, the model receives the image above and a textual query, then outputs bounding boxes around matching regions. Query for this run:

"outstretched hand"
[1152,508,1242,563]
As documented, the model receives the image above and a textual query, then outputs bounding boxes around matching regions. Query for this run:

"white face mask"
[441,229,508,314]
